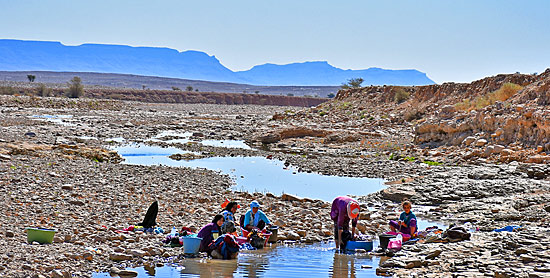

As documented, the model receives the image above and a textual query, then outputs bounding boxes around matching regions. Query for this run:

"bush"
[341,78,364,89]
[455,83,523,111]
[0,86,18,95]
[393,87,410,103]
[67,76,83,98]
[37,84,51,97]
[327,93,335,98]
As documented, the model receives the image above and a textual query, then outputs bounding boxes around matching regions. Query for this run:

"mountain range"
[0,39,435,86]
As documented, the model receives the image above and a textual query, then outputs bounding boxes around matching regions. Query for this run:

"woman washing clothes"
[389,200,417,237]
[242,200,271,231]
[197,214,224,253]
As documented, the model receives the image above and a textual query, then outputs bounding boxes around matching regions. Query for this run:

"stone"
[274,219,286,227]
[130,249,147,257]
[61,184,74,190]
[520,254,535,263]
[69,199,85,206]
[119,270,139,277]
[380,258,407,268]
[286,231,301,240]
[463,136,476,145]
[515,248,529,255]
[380,187,416,202]
[527,155,550,164]
[0,154,11,160]
[109,252,132,261]
[425,249,442,260]
[51,270,64,278]
[475,139,488,147]
[109,267,121,274]
[281,193,303,202]
[5,231,14,237]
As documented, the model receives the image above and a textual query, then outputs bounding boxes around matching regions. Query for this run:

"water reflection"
[148,131,252,149]
[114,144,385,201]
[93,242,383,277]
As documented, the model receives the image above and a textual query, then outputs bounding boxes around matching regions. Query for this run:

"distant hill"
[0,39,435,86]
[0,71,340,97]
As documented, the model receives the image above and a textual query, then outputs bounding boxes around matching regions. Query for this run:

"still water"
[114,144,385,201]
[149,131,252,149]
[93,241,383,278]
[93,220,443,278]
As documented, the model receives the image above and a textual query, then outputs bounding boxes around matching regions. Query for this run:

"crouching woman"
[197,214,224,254]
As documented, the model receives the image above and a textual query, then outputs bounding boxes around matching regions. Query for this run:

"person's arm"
[410,226,416,237]
[260,211,271,225]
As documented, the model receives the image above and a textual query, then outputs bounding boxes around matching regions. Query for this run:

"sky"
[1,0,549,83]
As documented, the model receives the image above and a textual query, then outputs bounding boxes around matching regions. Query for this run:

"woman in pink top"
[330,196,360,249]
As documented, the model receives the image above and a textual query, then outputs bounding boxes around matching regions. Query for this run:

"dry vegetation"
[455,82,523,111]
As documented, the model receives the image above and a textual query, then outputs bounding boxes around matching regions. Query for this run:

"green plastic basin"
[26,228,57,244]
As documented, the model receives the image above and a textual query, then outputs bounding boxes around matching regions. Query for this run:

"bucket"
[346,241,373,251]
[378,234,396,250]
[266,226,278,243]
[26,228,57,244]
[181,237,202,254]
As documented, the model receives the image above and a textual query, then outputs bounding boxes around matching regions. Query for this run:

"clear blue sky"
[1,0,549,83]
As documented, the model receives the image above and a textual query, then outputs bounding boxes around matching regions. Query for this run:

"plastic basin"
[379,234,396,250]
[181,237,202,254]
[346,241,373,251]
[26,228,57,244]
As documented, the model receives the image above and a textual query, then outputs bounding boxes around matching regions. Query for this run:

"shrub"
[393,87,410,103]
[455,83,522,111]
[341,78,364,89]
[171,86,181,91]
[67,76,83,98]
[186,86,193,91]
[0,86,17,95]
[327,93,335,98]
[37,84,51,97]
[27,74,36,82]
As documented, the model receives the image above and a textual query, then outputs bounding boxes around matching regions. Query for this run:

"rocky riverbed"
[1,95,549,278]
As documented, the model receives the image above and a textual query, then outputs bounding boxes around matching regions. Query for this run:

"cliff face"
[288,69,550,163]
[412,70,550,150]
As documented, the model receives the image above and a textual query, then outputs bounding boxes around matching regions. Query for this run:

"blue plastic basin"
[182,237,203,254]
[345,241,373,251]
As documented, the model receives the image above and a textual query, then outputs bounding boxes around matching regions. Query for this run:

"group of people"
[196,200,272,259]
[330,196,417,250]
[194,196,415,258]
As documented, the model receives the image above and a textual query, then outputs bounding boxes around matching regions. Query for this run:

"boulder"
[380,187,416,202]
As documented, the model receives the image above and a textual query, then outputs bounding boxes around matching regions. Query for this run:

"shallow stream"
[104,137,443,277]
